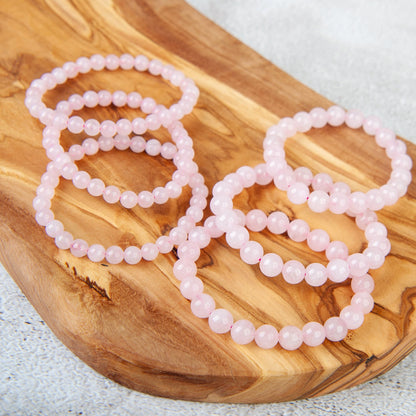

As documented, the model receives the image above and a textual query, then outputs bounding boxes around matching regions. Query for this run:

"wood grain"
[1,0,416,403]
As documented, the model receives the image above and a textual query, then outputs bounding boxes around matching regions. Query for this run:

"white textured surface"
[1,1,416,415]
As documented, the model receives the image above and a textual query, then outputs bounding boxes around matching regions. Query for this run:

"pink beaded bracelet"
[263,106,412,213]
[25,54,199,135]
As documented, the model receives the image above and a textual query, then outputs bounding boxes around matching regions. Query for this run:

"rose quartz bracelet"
[263,106,412,214]
[25,54,199,135]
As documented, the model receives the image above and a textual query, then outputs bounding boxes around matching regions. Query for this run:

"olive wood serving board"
[1,0,415,404]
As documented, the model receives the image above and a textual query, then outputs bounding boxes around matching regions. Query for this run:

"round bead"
[267,211,289,234]
[279,326,303,350]
[124,246,142,264]
[327,259,350,282]
[191,294,215,318]
[259,253,283,277]
[287,219,310,242]
[246,209,268,232]
[87,244,106,262]
[180,277,204,300]
[340,305,364,330]
[307,229,330,252]
[282,260,305,284]
[240,241,264,265]
[302,322,326,347]
[230,320,256,345]
[324,317,348,342]
[105,246,124,264]
[305,263,327,287]
[255,325,279,349]
[208,308,233,334]
[226,226,250,249]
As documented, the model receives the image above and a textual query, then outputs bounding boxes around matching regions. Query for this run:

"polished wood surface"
[0,0,415,403]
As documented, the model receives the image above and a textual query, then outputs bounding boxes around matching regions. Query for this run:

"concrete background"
[1,1,415,414]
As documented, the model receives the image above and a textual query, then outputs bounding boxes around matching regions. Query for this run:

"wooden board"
[1,0,416,404]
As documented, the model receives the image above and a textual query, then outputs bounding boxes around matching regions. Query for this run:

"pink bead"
[223,173,244,194]
[375,128,396,148]
[45,220,64,238]
[105,246,124,264]
[180,277,204,300]
[156,236,173,254]
[178,216,195,233]
[55,231,73,249]
[282,260,305,284]
[173,258,197,280]
[138,191,154,208]
[190,195,207,209]
[146,113,161,131]
[186,206,203,222]
[329,192,349,214]
[124,246,142,264]
[46,144,64,160]
[327,105,345,126]
[351,274,374,294]
[230,320,256,345]
[325,241,349,260]
[287,182,310,204]
[307,229,330,252]
[331,181,351,196]
[351,292,374,314]
[103,186,121,204]
[82,138,99,155]
[145,138,161,156]
[33,196,51,211]
[279,326,303,350]
[349,192,367,215]
[204,216,224,238]
[302,322,326,347]
[76,56,91,73]
[84,119,100,136]
[293,111,312,132]
[267,211,289,234]
[366,189,384,211]
[120,191,138,208]
[327,259,350,282]
[111,91,126,107]
[35,209,54,226]
[363,116,381,135]
[148,59,163,75]
[134,55,149,71]
[355,209,378,230]
[259,253,283,277]
[90,54,105,70]
[308,190,330,213]
[233,209,246,226]
[254,163,273,185]
[87,244,106,262]
[72,171,91,189]
[266,158,287,176]
[191,294,215,318]
[363,247,385,269]
[391,154,412,171]
[277,117,297,137]
[141,243,159,261]
[153,187,169,204]
[294,167,313,186]
[127,92,142,108]
[83,91,98,107]
[67,116,84,134]
[386,140,407,159]
[140,97,157,114]
[177,241,200,261]
[100,120,117,137]
[105,54,119,70]
[240,241,264,264]
[210,196,233,215]
[41,172,59,187]
[246,209,268,232]
[347,253,370,277]
[305,263,327,286]
[236,166,257,187]
[287,219,310,242]
[368,238,391,256]
[380,185,399,206]
[87,178,105,196]
[70,239,89,257]
[255,324,279,349]
[161,142,177,160]
[36,184,54,199]
[312,173,333,192]
[130,136,146,153]
[324,317,348,341]
[345,109,364,129]
[119,53,135,69]
[188,226,211,249]
[68,94,84,111]
[97,90,112,106]
[169,227,188,245]
[340,305,364,330]
[273,167,294,191]
[98,136,114,152]
[116,119,132,136]
[310,107,328,128]
[365,222,387,240]
[208,308,234,334]
[215,211,239,232]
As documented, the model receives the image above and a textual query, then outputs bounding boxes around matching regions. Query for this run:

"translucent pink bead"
[173,258,197,280]
[345,109,364,129]
[169,227,188,245]
[177,241,200,261]
[103,186,121,204]
[340,305,364,330]
[114,134,131,150]
[83,91,98,107]
[391,154,412,170]
[347,253,370,277]
[55,231,73,249]
[124,246,142,264]
[310,107,328,128]
[254,163,272,185]
[97,90,112,106]
[380,185,399,206]
[282,260,305,284]
[267,211,289,234]
[312,173,333,192]
[180,277,204,300]
[132,118,147,135]
[273,167,294,191]
[287,219,310,242]
[188,226,211,249]
[106,245,124,264]
[190,195,207,209]
[327,105,345,126]
[210,196,233,215]
[166,181,182,199]
[327,259,350,282]
[324,317,348,341]
[236,166,256,187]
[208,308,233,334]
[100,120,117,137]
[138,191,154,208]
[329,192,349,214]
[191,294,215,318]
[375,128,396,148]
[98,136,114,152]
[134,55,149,71]
[161,142,177,159]
[308,190,329,213]
[349,192,367,214]
[186,206,203,222]
[105,54,120,70]
[127,92,142,108]
[233,209,246,226]
[331,181,351,196]
[70,239,88,257]
[279,326,303,350]
[302,322,326,347]
[287,182,310,204]
[216,211,239,232]
[260,253,283,277]
[294,111,312,132]
[277,117,297,136]
[141,243,159,261]
[355,209,378,230]
[87,178,105,197]
[240,241,264,264]
[67,116,84,134]
[307,229,330,252]
[204,216,224,238]
[325,241,349,260]
[45,220,64,238]
[178,216,195,233]
[351,292,374,314]
[368,238,391,256]
[120,53,135,69]
[366,189,384,211]
[255,324,279,349]
[230,319,256,345]
[72,171,90,189]
[120,191,138,208]
[84,119,100,136]
[294,167,313,186]
[82,138,99,155]
[35,209,54,226]
[246,209,268,232]
[76,56,91,73]
[87,244,106,262]
[145,138,161,156]
[305,263,327,286]
[365,222,387,240]
[112,91,127,107]
[351,274,374,293]
[33,196,51,211]
[153,187,169,204]
[363,247,385,269]
[156,236,173,254]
